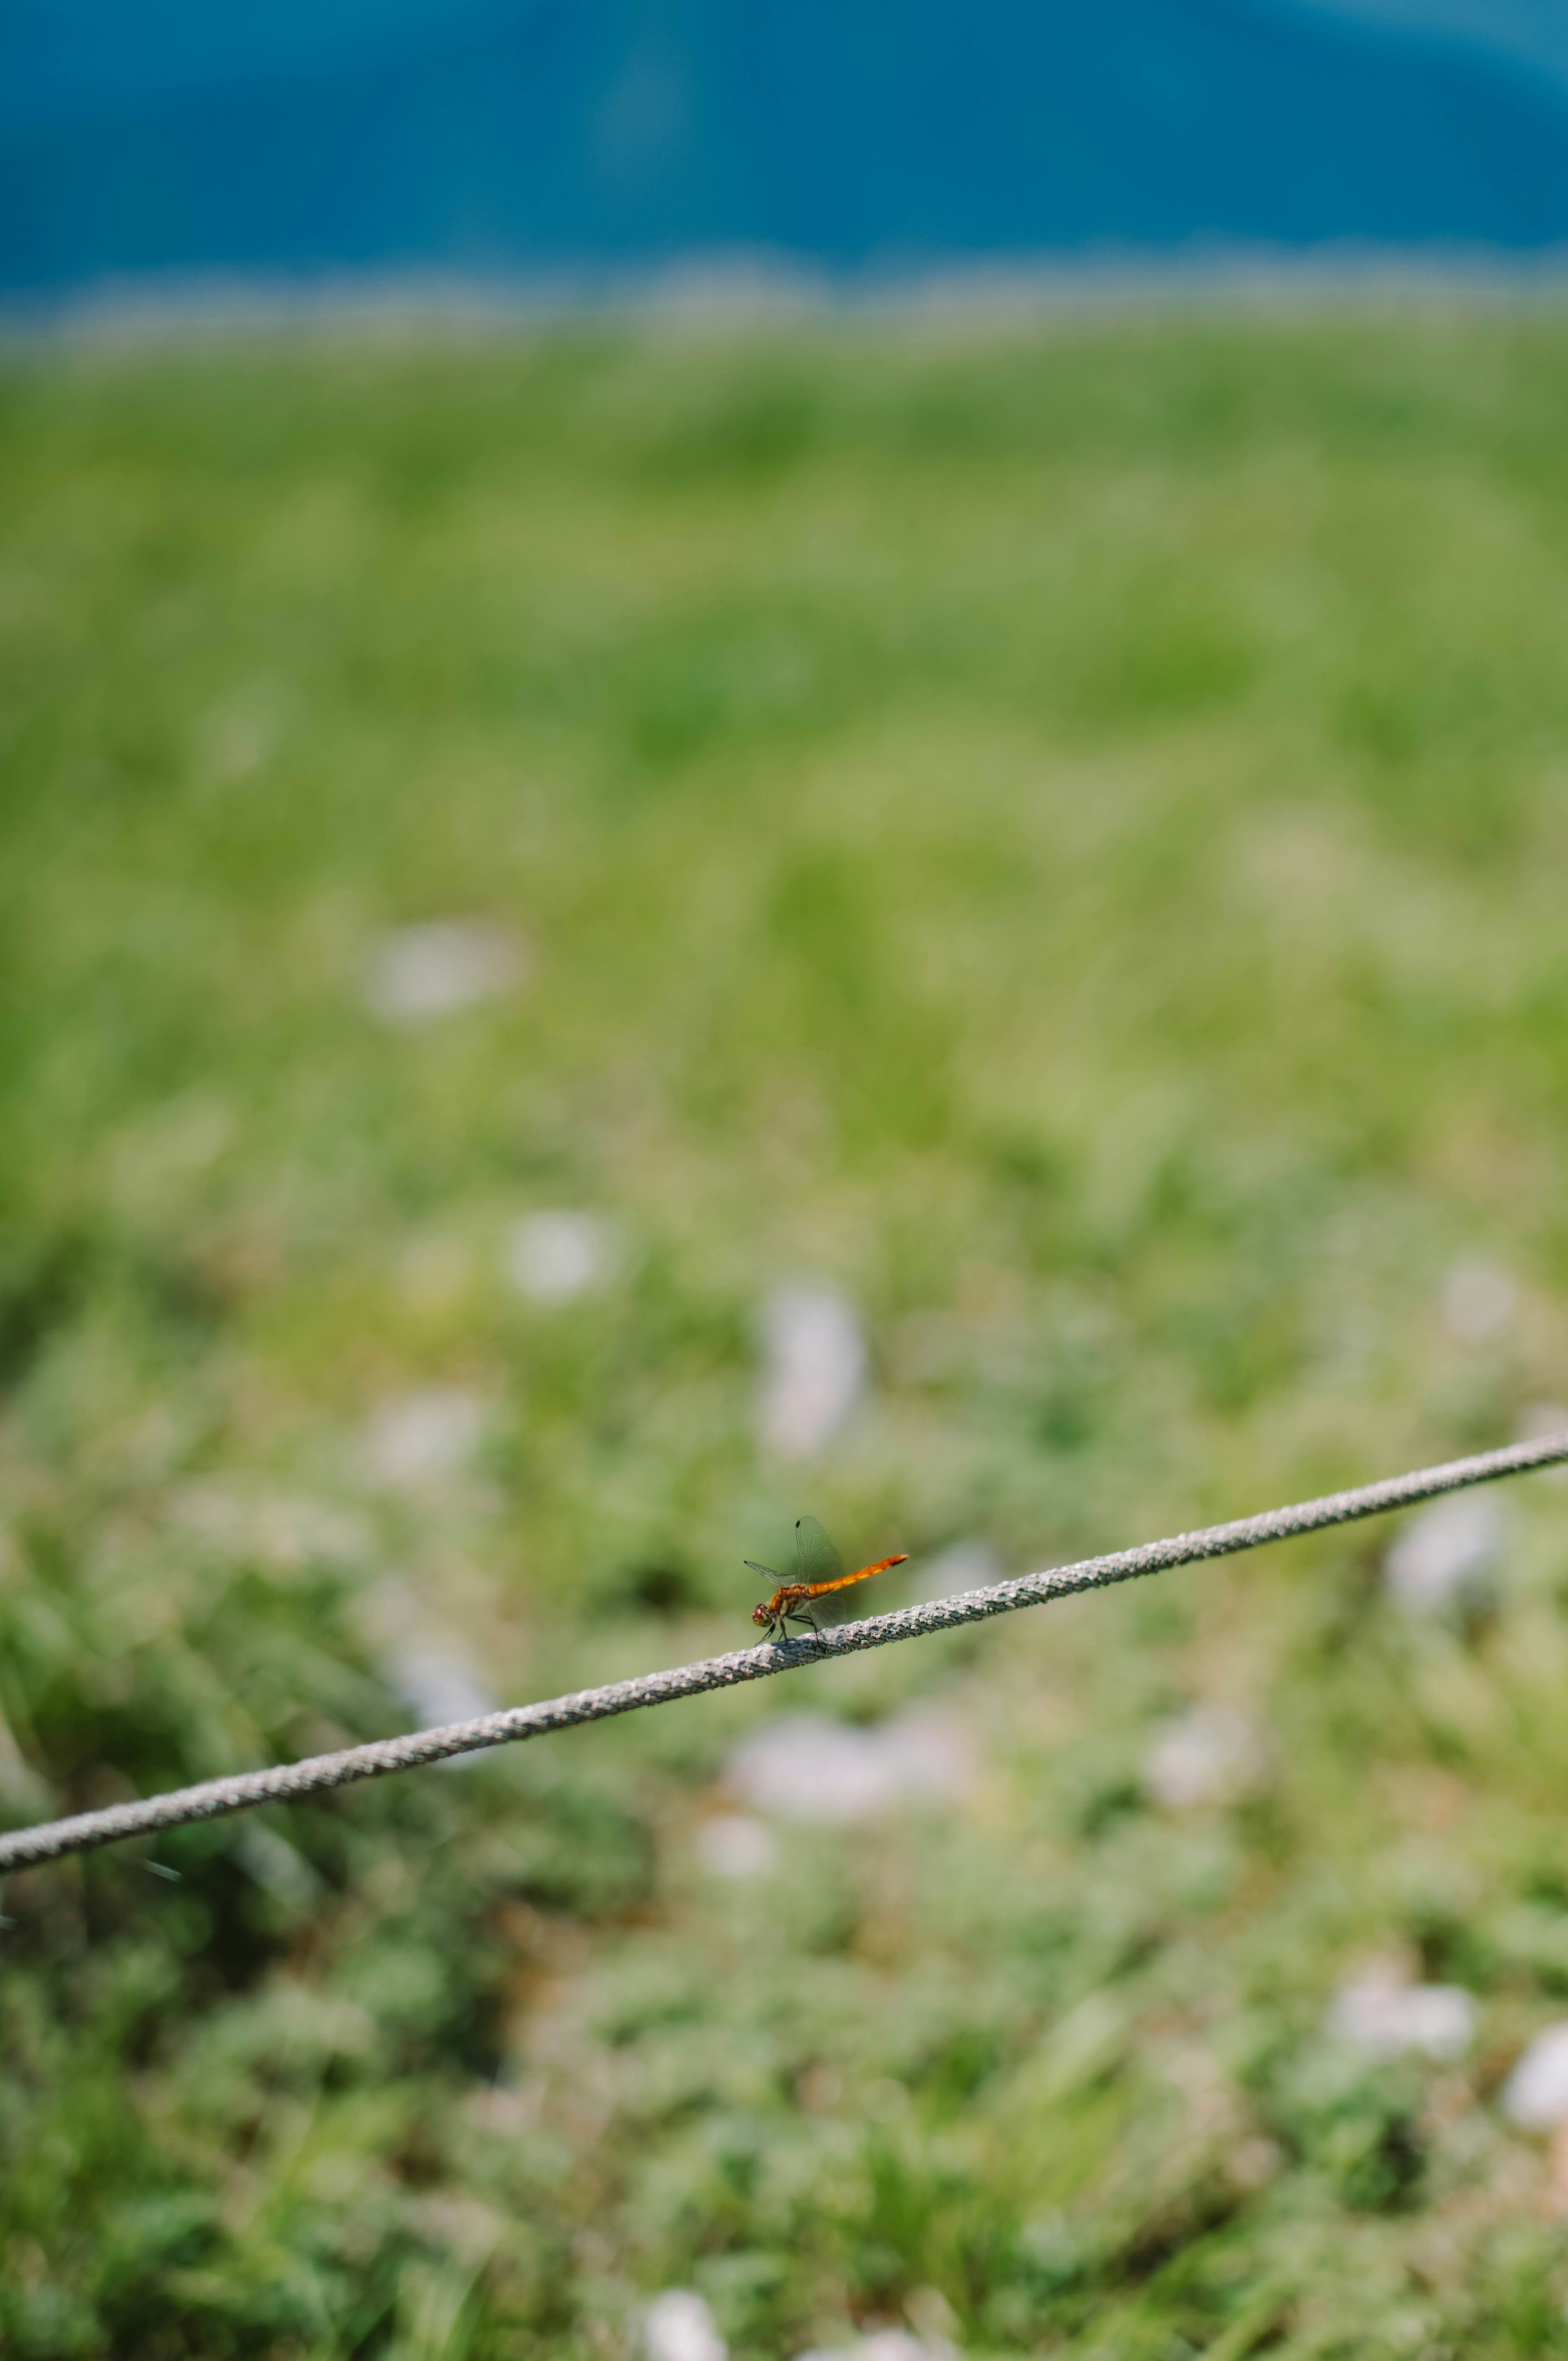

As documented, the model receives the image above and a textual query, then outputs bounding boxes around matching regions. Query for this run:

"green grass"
[4,311,1568,2357]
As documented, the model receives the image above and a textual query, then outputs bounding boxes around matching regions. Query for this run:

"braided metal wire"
[3,1432,1564,1874]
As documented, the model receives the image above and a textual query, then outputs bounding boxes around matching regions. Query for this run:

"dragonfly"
[746,1517,909,1641]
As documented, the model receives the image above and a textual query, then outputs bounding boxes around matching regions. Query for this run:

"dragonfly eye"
[752,1604,772,1627]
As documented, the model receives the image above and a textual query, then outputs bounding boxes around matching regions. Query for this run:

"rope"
[3,1432,1564,1875]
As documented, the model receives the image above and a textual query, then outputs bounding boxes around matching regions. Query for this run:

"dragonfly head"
[751,1602,774,1630]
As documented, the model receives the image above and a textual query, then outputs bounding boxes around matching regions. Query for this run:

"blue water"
[7,0,1568,295]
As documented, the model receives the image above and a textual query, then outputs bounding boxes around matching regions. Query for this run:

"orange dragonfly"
[746,1517,908,1641]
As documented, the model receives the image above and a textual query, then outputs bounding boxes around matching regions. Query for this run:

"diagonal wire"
[2,1432,1565,1875]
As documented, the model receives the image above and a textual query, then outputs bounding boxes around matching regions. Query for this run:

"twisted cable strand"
[3,1431,1564,1875]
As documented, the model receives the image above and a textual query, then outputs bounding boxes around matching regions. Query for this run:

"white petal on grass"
[363,1388,487,1491]
[1440,1259,1518,1342]
[237,1824,323,1906]
[726,1709,975,1826]
[728,1715,885,1824]
[1500,2023,1568,2131]
[385,1646,499,1731]
[916,1537,1004,1604]
[363,920,529,1024]
[871,1711,977,1809]
[1328,1965,1476,2063]
[1384,1491,1504,1617]
[360,1581,500,1766]
[644,2289,727,2361]
[388,1650,497,1772]
[505,1211,615,1305]
[1502,2025,1568,2131]
[1145,1706,1266,1811]
[696,1813,778,1879]
[758,1281,867,1461]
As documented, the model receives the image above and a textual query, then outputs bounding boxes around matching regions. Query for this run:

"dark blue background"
[8,0,1568,296]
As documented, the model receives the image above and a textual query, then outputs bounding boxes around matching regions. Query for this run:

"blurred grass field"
[4,312,1568,2359]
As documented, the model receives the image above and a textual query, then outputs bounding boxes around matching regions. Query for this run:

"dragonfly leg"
[784,1608,822,1636]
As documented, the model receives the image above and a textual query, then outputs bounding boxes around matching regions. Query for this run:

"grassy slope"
[2,315,1568,2357]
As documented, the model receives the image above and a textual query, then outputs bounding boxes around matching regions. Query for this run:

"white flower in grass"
[237,1824,322,1905]
[363,1387,487,1490]
[1328,1963,1476,2063]
[504,1211,616,1304]
[1501,2024,1568,2131]
[1440,1259,1517,1342]
[644,2289,726,2361]
[696,1813,777,1879]
[758,1281,866,1461]
[1384,1492,1503,1618]
[1144,1705,1266,1811]
[363,919,528,1023]
[915,1538,1004,1604]
[726,1709,974,1826]
[360,1579,499,1764]
[384,1646,498,1731]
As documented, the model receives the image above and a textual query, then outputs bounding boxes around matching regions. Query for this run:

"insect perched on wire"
[746,1517,909,1641]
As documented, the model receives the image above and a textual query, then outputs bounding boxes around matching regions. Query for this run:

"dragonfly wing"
[793,1515,845,1589]
[744,1560,782,1582]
